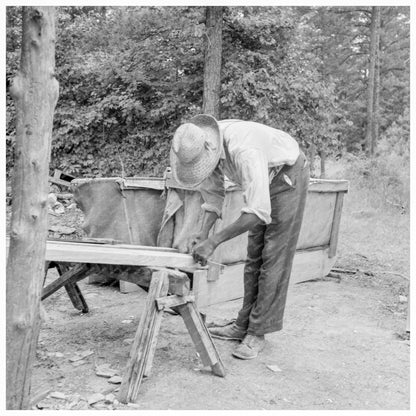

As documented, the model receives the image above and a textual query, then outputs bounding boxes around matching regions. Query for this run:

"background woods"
[6,6,410,205]
[4,6,411,411]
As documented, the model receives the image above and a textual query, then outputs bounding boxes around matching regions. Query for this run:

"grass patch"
[324,155,410,294]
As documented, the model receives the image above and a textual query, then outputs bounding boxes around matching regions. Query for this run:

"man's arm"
[184,162,225,253]
[186,210,219,252]
[192,212,260,266]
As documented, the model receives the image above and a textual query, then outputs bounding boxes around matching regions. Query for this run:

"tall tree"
[202,6,223,118]
[372,17,381,156]
[6,6,59,409]
[365,6,381,156]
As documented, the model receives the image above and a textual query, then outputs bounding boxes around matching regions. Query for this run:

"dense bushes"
[6,6,409,181]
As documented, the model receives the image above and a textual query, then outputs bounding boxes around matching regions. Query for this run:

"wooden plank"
[46,238,178,252]
[175,301,225,377]
[166,173,349,194]
[308,179,349,193]
[193,248,337,308]
[124,177,165,190]
[6,238,198,270]
[48,176,72,188]
[155,294,195,311]
[118,270,169,403]
[328,192,345,258]
[53,169,76,182]
[72,176,165,191]
[6,236,178,253]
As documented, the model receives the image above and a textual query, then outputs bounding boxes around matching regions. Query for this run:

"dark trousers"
[235,151,310,335]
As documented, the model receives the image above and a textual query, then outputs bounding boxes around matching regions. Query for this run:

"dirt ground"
[7,176,411,410]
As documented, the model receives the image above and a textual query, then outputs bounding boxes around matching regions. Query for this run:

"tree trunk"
[319,149,326,179]
[6,6,59,409]
[202,6,223,119]
[365,6,381,156]
[305,141,317,177]
[372,9,381,156]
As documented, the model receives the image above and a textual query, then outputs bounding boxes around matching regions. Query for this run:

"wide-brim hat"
[170,114,221,188]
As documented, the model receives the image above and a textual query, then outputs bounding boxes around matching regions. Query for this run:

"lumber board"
[307,179,349,193]
[6,237,198,270]
[193,248,337,308]
[48,176,72,188]
[124,177,165,190]
[72,176,165,191]
[166,173,349,194]
[46,238,178,252]
[155,294,195,311]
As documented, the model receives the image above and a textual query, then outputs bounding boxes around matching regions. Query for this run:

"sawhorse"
[42,261,225,404]
[118,269,225,403]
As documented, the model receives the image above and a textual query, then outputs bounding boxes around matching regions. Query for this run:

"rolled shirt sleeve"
[235,149,272,224]
[198,162,225,218]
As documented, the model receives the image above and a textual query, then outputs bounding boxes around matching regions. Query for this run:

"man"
[170,114,310,360]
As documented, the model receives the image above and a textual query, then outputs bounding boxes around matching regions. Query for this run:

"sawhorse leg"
[118,269,225,404]
[42,262,90,313]
[56,263,89,313]
[174,301,225,377]
[118,270,169,403]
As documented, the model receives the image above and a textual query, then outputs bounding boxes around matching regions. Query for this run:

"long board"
[6,238,198,270]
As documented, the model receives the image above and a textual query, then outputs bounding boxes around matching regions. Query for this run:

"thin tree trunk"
[365,6,380,156]
[202,6,223,119]
[6,6,59,409]
[372,8,381,155]
[306,141,317,177]
[319,149,326,179]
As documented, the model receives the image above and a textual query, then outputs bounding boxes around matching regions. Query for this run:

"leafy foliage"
[5,6,409,178]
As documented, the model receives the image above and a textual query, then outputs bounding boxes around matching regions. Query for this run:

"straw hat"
[170,114,222,188]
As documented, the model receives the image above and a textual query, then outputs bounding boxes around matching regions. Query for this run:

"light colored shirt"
[198,120,300,224]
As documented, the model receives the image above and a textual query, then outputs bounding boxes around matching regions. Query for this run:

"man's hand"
[186,232,204,253]
[192,237,218,266]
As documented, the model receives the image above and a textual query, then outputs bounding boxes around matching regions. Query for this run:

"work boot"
[232,334,265,360]
[208,322,246,341]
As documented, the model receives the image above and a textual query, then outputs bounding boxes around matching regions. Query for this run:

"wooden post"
[328,192,345,258]
[6,6,59,409]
